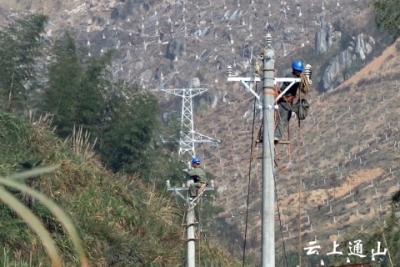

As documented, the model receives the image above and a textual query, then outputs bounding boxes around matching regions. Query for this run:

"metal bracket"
[240,80,260,100]
[265,105,279,110]
[166,180,215,206]
[274,78,300,102]
[227,76,261,100]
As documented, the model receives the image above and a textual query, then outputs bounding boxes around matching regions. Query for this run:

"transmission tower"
[160,87,220,159]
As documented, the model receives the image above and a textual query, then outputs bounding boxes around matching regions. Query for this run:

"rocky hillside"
[0,0,379,93]
[0,0,397,263]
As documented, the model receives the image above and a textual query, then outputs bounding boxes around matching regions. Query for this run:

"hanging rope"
[274,172,290,267]
[241,82,258,267]
[263,97,290,267]
[297,118,302,267]
[198,198,202,267]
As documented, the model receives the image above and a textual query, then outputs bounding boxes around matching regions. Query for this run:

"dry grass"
[0,109,244,266]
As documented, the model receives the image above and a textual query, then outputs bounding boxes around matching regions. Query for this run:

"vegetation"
[371,0,400,40]
[0,110,241,266]
[0,14,47,111]
[0,15,243,266]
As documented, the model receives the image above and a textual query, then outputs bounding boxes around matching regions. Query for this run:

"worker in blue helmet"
[274,60,304,142]
[184,157,208,200]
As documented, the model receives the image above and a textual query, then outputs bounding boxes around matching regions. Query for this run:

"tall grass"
[0,109,243,266]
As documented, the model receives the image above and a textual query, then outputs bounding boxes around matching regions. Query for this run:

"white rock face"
[314,17,333,54]
[190,77,200,88]
[321,33,376,92]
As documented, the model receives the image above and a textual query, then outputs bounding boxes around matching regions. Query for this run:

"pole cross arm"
[191,131,220,143]
[227,76,261,82]
[166,180,215,205]
[160,88,209,98]
[227,76,306,102]
[227,76,261,100]
[274,77,300,102]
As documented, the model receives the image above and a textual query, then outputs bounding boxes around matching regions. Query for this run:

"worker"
[184,157,208,201]
[274,59,304,143]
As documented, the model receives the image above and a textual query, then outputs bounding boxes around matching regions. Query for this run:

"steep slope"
[195,38,400,258]
[0,111,242,267]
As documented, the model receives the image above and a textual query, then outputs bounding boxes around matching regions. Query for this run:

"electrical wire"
[297,118,302,267]
[241,82,258,267]
[198,199,201,266]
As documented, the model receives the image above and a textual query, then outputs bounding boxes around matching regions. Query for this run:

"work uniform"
[185,167,207,198]
[274,73,301,140]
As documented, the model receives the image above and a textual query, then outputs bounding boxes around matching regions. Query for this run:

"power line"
[241,82,258,267]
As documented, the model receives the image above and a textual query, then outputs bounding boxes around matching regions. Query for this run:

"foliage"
[0,15,246,266]
[43,32,181,184]
[44,32,110,139]
[0,15,48,111]
[371,0,400,40]
[0,109,243,266]
[99,83,159,175]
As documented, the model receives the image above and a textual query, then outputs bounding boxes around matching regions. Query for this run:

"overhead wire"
[198,198,201,266]
[241,82,258,267]
[297,117,302,267]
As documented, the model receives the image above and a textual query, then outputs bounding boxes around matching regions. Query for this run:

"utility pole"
[166,179,215,267]
[162,83,218,267]
[160,86,219,159]
[261,34,275,267]
[227,34,311,266]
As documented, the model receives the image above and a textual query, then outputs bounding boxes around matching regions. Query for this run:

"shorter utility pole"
[166,179,215,267]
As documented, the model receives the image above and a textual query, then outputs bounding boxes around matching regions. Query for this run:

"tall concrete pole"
[262,34,275,267]
[186,179,195,267]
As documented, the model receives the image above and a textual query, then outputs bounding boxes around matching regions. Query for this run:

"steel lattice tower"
[160,87,219,159]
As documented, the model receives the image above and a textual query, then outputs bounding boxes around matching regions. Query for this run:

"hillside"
[0,110,242,266]
[0,0,398,265]
[195,37,400,262]
[0,0,376,93]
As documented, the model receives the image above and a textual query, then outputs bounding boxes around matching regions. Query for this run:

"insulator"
[265,33,272,46]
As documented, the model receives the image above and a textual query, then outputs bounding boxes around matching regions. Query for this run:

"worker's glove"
[183,168,188,172]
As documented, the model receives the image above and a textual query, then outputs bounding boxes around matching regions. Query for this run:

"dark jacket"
[278,73,301,102]
[185,167,207,184]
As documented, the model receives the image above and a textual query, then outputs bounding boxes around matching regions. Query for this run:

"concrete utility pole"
[227,34,311,266]
[166,180,215,267]
[261,34,275,267]
[160,86,219,159]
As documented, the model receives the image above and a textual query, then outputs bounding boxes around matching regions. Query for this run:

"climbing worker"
[184,157,208,201]
[274,59,304,143]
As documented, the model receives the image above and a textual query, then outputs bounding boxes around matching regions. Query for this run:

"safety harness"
[255,74,311,171]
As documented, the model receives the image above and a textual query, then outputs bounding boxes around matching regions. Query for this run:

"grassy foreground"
[0,110,241,267]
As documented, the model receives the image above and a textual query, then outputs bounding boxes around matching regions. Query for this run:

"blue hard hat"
[192,157,201,164]
[292,60,304,72]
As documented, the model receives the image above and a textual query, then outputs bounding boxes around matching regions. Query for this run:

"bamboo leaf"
[8,164,60,180]
[0,174,89,267]
[0,186,62,267]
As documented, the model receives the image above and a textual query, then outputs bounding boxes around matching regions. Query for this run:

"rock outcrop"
[166,36,186,61]
[321,34,375,92]
[314,16,333,54]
